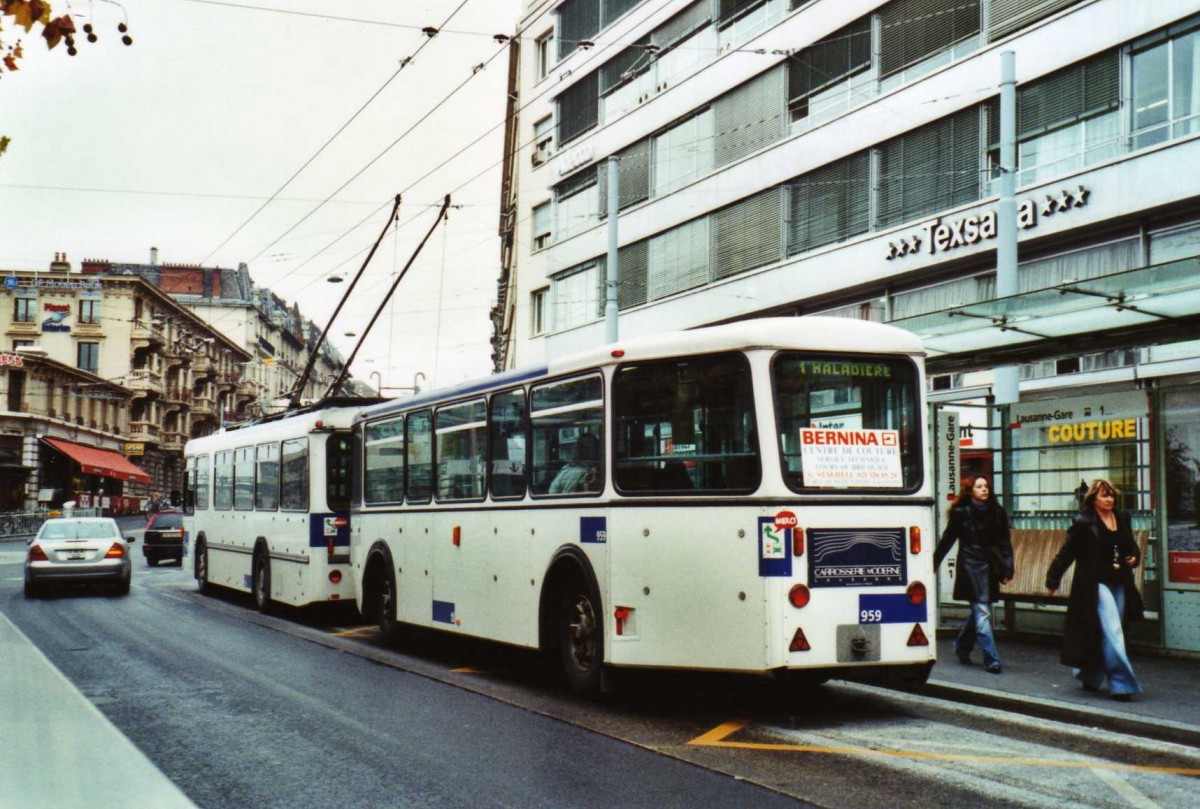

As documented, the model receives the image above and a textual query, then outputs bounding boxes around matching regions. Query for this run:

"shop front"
[39,437,151,515]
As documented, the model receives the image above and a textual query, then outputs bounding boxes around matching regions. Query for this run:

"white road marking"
[1091,767,1161,809]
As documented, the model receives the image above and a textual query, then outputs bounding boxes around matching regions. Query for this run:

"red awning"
[43,438,151,484]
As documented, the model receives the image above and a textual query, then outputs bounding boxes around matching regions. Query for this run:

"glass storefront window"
[1163,386,1200,586]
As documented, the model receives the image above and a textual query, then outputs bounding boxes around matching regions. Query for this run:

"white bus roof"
[356,317,923,425]
[185,405,362,456]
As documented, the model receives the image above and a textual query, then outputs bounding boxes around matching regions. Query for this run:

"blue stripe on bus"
[432,600,456,624]
[358,365,549,421]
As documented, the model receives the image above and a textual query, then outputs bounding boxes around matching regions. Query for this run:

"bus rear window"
[614,353,760,495]
[773,353,921,493]
[326,433,353,511]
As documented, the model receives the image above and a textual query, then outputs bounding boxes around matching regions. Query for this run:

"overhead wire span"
[286,193,403,409]
[201,0,474,265]
[325,195,452,399]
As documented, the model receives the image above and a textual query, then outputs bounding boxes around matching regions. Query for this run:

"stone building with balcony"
[80,253,351,419]
[0,259,250,510]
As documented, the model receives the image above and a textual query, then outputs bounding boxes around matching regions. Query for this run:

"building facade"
[499,0,1200,651]
[0,263,251,511]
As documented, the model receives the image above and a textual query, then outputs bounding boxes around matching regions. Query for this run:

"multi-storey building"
[81,254,349,416]
[498,0,1200,651]
[0,259,251,511]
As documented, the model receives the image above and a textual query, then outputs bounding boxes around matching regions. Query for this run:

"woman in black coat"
[934,476,1014,673]
[1045,478,1143,700]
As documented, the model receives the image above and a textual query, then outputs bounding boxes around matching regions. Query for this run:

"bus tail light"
[906,581,927,605]
[104,542,126,559]
[28,544,48,562]
[792,527,804,557]
[614,606,632,636]
[788,584,810,608]
[909,526,921,555]
[789,628,811,652]
[907,623,930,647]
[328,570,342,584]
[327,537,335,555]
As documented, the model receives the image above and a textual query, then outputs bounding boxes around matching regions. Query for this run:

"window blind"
[602,0,641,26]
[1017,50,1119,138]
[787,151,870,255]
[714,65,787,168]
[558,0,600,60]
[877,106,982,228]
[597,138,651,212]
[617,240,649,309]
[987,0,1080,42]
[557,71,600,144]
[788,17,872,104]
[712,188,784,280]
[648,218,711,299]
[600,40,652,93]
[880,0,981,79]
[651,0,711,50]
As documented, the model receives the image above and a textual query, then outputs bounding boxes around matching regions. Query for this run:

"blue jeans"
[1076,583,1142,695]
[955,601,1000,667]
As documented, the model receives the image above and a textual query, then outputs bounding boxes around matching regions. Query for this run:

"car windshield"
[151,513,184,529]
[38,522,118,540]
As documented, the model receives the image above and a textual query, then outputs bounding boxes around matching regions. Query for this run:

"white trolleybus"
[351,318,935,693]
[182,402,365,611]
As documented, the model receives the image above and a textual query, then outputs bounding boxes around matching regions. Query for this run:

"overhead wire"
[201,0,476,264]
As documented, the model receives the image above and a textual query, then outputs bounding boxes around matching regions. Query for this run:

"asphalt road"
[4,526,1200,808]
[1,534,801,809]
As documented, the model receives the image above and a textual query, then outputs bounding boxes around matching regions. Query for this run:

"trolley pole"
[605,156,620,344]
[994,50,1019,405]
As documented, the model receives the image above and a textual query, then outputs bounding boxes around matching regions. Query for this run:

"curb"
[923,679,1200,748]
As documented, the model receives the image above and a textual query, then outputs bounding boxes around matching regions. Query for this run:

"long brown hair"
[946,475,997,520]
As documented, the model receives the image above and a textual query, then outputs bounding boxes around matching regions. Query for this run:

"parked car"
[143,509,186,566]
[24,517,135,597]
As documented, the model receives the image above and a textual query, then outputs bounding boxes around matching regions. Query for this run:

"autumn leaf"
[3,52,17,70]
[41,12,71,49]
[0,136,10,158]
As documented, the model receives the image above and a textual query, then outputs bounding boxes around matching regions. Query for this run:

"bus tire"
[377,564,403,642]
[195,540,211,593]
[252,549,273,614]
[558,577,603,697]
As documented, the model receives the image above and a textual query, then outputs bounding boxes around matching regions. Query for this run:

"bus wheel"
[377,566,403,642]
[559,580,603,697]
[195,541,211,593]
[252,551,273,614]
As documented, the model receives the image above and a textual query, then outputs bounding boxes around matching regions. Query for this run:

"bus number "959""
[859,609,883,623]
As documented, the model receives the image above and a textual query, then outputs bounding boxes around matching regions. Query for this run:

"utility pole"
[994,50,1019,406]
[605,156,619,344]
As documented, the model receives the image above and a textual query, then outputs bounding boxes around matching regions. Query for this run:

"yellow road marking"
[688,720,1200,778]
[450,667,495,674]
[331,626,379,638]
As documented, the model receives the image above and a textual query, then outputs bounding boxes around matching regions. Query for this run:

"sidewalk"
[0,612,195,809]
[929,631,1200,747]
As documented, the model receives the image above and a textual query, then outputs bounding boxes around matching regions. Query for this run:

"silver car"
[24,517,136,597]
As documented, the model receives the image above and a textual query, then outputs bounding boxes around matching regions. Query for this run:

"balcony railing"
[126,369,164,397]
[191,395,217,417]
[131,320,165,345]
[161,431,187,451]
[128,421,160,442]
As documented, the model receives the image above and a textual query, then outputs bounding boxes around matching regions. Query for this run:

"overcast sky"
[1,0,523,391]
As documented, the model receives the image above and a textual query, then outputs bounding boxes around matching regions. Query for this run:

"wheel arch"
[538,544,602,655]
[361,541,394,617]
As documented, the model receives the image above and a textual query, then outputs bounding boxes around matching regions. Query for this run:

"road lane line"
[331,626,379,638]
[688,720,1200,777]
[1091,767,1161,808]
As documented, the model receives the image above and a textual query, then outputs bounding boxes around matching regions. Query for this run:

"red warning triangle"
[789,628,811,652]
[907,623,929,647]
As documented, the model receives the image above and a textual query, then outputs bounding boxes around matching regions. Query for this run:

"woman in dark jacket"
[1045,478,1144,701]
[934,476,1014,673]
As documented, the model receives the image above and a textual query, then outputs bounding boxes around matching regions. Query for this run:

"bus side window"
[364,418,404,505]
[530,375,604,497]
[280,438,310,511]
[489,388,527,499]
[193,454,210,511]
[255,442,280,511]
[406,410,434,504]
